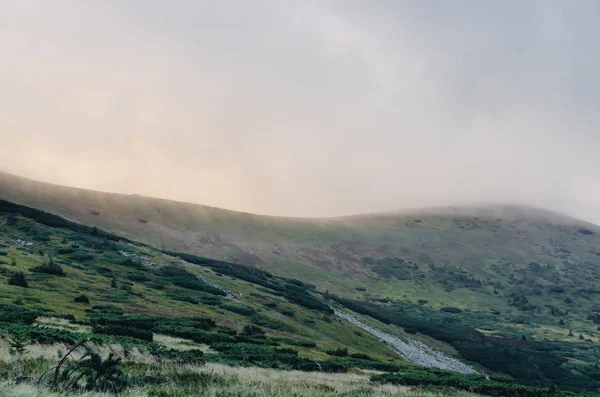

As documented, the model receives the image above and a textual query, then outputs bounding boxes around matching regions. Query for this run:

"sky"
[1,1,599,221]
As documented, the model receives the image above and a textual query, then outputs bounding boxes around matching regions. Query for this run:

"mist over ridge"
[1,1,599,222]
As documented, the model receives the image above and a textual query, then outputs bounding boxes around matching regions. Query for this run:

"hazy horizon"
[1,1,599,222]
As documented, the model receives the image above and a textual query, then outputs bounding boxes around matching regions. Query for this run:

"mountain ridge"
[3,171,600,391]
[3,169,600,314]
[1,196,600,392]
[0,170,592,226]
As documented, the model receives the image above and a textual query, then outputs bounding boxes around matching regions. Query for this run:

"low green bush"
[325,347,348,357]
[70,250,94,261]
[250,314,295,332]
[171,277,225,295]
[161,348,205,364]
[271,337,317,348]
[74,295,90,303]
[279,308,295,316]
[8,272,28,288]
[92,325,153,342]
[221,304,255,316]
[30,260,66,276]
[56,247,75,255]
[0,305,38,324]
[371,370,576,397]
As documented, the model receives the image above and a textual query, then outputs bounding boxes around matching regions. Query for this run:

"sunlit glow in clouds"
[1,0,599,222]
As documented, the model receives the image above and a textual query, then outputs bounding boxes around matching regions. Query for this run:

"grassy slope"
[0,212,401,364]
[1,363,482,397]
[2,171,600,333]
[3,173,600,390]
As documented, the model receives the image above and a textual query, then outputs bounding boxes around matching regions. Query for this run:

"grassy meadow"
[0,360,482,397]
[1,186,600,394]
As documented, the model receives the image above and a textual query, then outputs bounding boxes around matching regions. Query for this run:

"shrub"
[209,342,324,372]
[171,277,225,295]
[350,353,372,360]
[70,250,94,261]
[21,324,80,344]
[242,324,264,336]
[369,257,416,280]
[440,307,462,314]
[279,308,295,317]
[8,272,28,288]
[7,331,28,356]
[161,348,205,363]
[0,305,38,324]
[179,295,202,304]
[56,247,75,255]
[92,325,153,341]
[74,295,90,304]
[287,279,316,289]
[199,295,223,306]
[120,258,144,269]
[87,304,124,316]
[325,347,348,357]
[326,357,401,372]
[275,347,298,356]
[168,293,223,306]
[371,370,575,397]
[79,351,130,393]
[128,272,150,282]
[221,304,255,316]
[271,337,317,348]
[30,260,66,276]
[284,290,333,313]
[251,315,295,332]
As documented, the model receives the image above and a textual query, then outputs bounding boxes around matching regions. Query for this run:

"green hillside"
[0,199,562,397]
[0,201,403,364]
[2,172,600,393]
[2,171,600,330]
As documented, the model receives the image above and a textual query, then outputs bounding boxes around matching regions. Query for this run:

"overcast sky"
[1,1,599,221]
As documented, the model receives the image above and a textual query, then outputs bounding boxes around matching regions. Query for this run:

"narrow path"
[334,309,477,374]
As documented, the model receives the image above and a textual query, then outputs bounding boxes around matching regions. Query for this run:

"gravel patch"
[334,309,477,374]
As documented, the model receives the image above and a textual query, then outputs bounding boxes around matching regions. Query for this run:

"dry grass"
[152,334,215,354]
[0,341,153,365]
[35,317,91,334]
[0,366,482,397]
[0,350,483,397]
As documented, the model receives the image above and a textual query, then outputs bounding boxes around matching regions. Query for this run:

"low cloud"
[1,1,599,222]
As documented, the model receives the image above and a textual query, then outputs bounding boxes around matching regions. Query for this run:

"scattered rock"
[334,309,477,374]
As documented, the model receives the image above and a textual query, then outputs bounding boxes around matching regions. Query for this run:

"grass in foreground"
[0,362,482,397]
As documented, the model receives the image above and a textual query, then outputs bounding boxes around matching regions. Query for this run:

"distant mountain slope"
[4,171,600,391]
[2,170,600,319]
[0,199,403,365]
[4,198,599,392]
